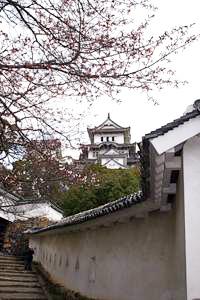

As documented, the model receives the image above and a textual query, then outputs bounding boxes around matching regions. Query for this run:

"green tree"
[62,165,140,216]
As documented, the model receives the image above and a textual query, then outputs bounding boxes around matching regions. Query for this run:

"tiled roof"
[0,187,63,213]
[139,100,200,199]
[83,142,135,148]
[144,109,199,141]
[14,200,63,214]
[29,191,144,234]
[0,187,24,203]
[88,113,127,132]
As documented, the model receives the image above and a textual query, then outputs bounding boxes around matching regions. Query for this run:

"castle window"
[106,137,109,142]
[101,137,103,142]
[112,136,115,141]
[93,151,96,157]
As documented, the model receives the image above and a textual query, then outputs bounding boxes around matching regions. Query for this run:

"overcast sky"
[65,0,200,157]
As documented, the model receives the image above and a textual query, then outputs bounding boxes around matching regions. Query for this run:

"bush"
[62,165,140,216]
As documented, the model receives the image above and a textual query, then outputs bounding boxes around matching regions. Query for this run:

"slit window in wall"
[107,137,109,142]
[59,256,62,267]
[101,137,103,142]
[66,256,69,267]
[89,256,96,283]
[75,257,79,271]
[112,136,115,141]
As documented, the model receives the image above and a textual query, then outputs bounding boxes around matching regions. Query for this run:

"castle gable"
[96,114,123,131]
[102,148,121,156]
[102,158,126,169]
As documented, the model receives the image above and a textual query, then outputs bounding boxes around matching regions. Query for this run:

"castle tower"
[80,114,138,169]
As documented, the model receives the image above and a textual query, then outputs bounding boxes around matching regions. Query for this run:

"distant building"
[80,114,138,169]
[0,187,63,223]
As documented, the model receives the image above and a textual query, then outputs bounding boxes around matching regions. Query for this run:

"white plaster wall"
[171,172,187,300]
[94,133,124,144]
[15,203,63,221]
[101,157,124,166]
[183,135,200,300]
[103,160,125,169]
[30,209,185,300]
[88,150,97,159]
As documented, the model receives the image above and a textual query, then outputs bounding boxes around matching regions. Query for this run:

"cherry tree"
[0,0,198,161]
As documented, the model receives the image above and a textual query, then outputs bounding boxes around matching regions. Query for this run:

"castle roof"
[87,113,130,138]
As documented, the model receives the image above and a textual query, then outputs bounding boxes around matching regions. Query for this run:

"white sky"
[65,0,200,158]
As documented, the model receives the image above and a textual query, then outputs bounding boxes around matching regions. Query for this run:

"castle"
[80,114,138,169]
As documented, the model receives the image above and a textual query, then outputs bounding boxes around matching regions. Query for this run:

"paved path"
[0,254,47,299]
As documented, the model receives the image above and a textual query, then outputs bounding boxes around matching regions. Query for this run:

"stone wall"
[0,217,9,250]
[3,217,51,255]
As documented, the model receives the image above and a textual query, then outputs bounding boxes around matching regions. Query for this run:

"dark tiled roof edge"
[139,102,200,199]
[0,187,25,203]
[29,191,144,235]
[143,109,199,140]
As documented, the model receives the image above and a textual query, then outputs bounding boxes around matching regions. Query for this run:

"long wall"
[183,135,200,300]
[30,201,186,300]
[171,171,187,300]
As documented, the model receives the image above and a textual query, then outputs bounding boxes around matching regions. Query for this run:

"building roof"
[0,187,24,203]
[102,158,127,169]
[28,191,144,234]
[89,113,128,130]
[82,142,135,149]
[0,187,62,212]
[0,187,63,222]
[13,199,63,214]
[144,103,200,141]
[139,99,200,199]
[87,114,131,142]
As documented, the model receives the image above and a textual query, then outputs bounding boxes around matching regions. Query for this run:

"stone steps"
[0,256,24,261]
[0,258,24,262]
[0,281,41,287]
[0,254,48,300]
[0,269,37,275]
[0,262,25,267]
[0,293,47,300]
[0,265,27,271]
[0,286,44,293]
[0,257,24,262]
[0,276,38,282]
[0,259,25,267]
